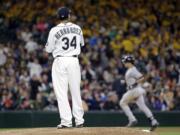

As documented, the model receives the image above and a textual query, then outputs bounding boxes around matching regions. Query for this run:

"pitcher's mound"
[0,127,157,135]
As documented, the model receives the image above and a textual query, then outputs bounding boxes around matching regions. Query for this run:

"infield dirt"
[0,127,157,135]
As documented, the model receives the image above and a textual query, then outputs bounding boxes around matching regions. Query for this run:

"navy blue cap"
[57,7,70,20]
[121,55,135,64]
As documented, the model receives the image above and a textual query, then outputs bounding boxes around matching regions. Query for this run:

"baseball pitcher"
[45,7,84,129]
[120,55,159,131]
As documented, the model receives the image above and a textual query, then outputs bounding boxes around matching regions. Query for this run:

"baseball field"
[0,127,179,135]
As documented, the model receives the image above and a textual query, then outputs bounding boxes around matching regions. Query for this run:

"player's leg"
[136,94,153,118]
[136,94,159,131]
[52,58,72,128]
[68,58,84,127]
[120,91,137,127]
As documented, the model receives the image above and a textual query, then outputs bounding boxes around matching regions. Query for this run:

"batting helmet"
[121,55,135,64]
[57,7,70,20]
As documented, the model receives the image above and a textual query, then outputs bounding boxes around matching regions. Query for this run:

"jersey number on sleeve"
[62,36,77,50]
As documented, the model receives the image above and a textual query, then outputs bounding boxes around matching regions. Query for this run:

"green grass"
[157,127,180,135]
[159,127,180,135]
[160,133,180,135]
[140,127,180,135]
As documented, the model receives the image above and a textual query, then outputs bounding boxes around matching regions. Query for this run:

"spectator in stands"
[103,92,120,111]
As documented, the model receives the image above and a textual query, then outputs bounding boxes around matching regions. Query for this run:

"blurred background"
[0,0,179,116]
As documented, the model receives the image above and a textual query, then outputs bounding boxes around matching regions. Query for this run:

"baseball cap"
[57,7,70,20]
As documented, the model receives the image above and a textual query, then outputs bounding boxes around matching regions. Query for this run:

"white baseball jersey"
[45,22,84,57]
[125,66,143,86]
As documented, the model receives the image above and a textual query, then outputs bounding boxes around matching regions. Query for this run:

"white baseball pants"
[52,57,84,126]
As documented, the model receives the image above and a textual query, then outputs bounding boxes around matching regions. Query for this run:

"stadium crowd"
[0,0,180,112]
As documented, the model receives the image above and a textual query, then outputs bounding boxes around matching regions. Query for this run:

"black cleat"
[76,124,84,128]
[150,120,159,131]
[126,120,138,127]
[57,124,72,129]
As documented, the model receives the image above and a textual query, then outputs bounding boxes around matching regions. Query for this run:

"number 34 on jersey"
[62,36,77,50]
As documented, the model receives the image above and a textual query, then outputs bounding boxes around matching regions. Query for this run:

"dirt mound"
[0,127,157,135]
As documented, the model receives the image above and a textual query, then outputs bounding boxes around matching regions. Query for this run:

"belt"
[127,83,138,90]
[55,55,78,58]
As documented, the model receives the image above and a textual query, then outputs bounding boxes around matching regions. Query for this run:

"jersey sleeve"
[45,28,55,53]
[133,67,143,79]
[80,29,85,46]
